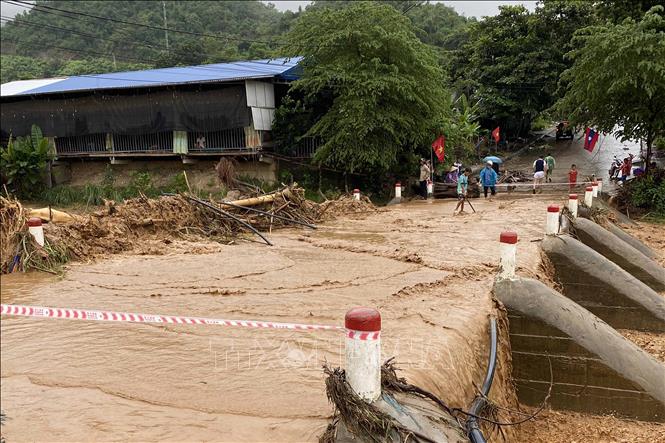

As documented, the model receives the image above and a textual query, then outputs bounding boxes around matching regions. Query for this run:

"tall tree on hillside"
[282,2,448,174]
[558,6,665,171]
[457,6,557,136]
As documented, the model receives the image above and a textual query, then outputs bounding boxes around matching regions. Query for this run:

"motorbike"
[608,156,622,180]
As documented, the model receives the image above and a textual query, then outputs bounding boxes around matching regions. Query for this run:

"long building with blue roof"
[1,57,301,158]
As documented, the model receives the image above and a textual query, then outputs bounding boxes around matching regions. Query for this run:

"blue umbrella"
[483,156,503,164]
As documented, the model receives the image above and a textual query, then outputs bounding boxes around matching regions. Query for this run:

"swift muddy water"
[2,135,664,441]
[1,196,552,442]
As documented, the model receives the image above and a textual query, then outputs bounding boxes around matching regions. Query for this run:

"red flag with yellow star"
[432,135,445,162]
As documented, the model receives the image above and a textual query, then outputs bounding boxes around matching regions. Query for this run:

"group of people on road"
[532,153,556,193]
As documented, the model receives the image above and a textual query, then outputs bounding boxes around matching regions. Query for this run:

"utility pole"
[162,1,169,51]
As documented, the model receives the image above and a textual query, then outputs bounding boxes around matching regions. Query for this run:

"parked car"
[555,121,574,140]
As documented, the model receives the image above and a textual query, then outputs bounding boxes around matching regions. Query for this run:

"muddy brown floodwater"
[1,194,553,442]
[2,135,664,442]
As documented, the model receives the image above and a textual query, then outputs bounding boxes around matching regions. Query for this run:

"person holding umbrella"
[480,160,498,200]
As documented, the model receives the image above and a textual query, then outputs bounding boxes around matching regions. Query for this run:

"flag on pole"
[492,127,500,143]
[584,127,599,152]
[432,135,445,162]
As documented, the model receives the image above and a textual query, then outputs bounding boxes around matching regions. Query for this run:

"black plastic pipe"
[466,317,498,443]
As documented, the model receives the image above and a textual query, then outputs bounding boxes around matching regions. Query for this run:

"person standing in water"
[544,153,556,183]
[480,160,498,200]
[533,155,546,194]
[454,168,471,214]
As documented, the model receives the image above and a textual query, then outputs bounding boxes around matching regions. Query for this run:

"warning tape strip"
[0,304,380,340]
[495,181,595,187]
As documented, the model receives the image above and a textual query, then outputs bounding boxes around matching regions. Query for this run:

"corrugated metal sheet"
[1,57,301,97]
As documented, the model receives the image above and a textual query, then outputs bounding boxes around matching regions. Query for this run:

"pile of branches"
[0,195,68,274]
[498,170,531,184]
[317,194,377,221]
[0,195,25,272]
[1,185,378,273]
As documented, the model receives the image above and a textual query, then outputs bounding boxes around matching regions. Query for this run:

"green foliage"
[0,0,290,79]
[558,7,665,163]
[56,59,151,76]
[0,125,53,198]
[628,172,665,217]
[439,94,481,163]
[0,55,50,82]
[283,2,448,174]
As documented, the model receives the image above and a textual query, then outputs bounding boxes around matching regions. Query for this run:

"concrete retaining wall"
[571,217,665,291]
[494,277,665,422]
[605,222,657,259]
[542,234,665,332]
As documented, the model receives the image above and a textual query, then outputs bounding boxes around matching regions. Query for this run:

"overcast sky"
[1,1,537,21]
[265,1,537,17]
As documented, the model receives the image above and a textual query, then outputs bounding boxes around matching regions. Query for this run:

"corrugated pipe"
[466,317,498,443]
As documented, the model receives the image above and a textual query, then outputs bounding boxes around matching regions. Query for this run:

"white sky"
[1,1,538,21]
[264,1,538,18]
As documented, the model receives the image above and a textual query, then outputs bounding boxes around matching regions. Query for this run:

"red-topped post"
[345,307,381,402]
[546,205,560,235]
[499,231,518,279]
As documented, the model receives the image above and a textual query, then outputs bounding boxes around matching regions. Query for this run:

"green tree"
[283,2,448,173]
[558,6,665,171]
[0,55,50,83]
[56,59,151,76]
[0,125,53,198]
[456,6,563,135]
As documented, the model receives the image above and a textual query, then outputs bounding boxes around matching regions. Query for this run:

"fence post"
[545,205,560,235]
[345,307,382,402]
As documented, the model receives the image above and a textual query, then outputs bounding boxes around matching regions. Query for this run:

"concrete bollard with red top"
[545,205,560,235]
[27,217,45,247]
[499,231,518,279]
[596,178,603,194]
[426,180,433,199]
[568,194,578,218]
[353,189,360,201]
[584,186,593,207]
[345,307,382,402]
[592,181,599,198]
[394,182,402,200]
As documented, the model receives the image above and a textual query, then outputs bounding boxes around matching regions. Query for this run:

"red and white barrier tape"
[495,181,594,187]
[0,304,380,340]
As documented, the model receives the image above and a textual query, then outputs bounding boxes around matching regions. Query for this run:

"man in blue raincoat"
[480,160,498,200]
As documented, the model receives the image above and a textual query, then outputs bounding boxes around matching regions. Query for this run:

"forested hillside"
[0,0,467,82]
[0,0,295,81]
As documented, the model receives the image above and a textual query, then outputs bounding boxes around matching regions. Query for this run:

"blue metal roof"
[1,57,301,97]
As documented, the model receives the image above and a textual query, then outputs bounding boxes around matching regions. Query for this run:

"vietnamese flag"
[492,127,500,143]
[432,135,445,162]
[584,127,599,152]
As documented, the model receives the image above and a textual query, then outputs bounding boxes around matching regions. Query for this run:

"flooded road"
[1,133,662,441]
[0,194,556,442]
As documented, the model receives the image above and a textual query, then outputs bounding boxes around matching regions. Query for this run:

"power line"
[1,16,294,78]
[6,0,277,46]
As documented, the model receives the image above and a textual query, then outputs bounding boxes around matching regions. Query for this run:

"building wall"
[53,157,277,190]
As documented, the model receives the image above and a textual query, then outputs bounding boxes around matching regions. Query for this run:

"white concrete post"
[568,194,578,218]
[27,217,45,247]
[353,189,360,201]
[584,186,593,207]
[395,182,402,199]
[592,181,599,197]
[426,180,433,198]
[499,231,518,279]
[345,307,381,402]
[596,178,603,194]
[545,205,560,235]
